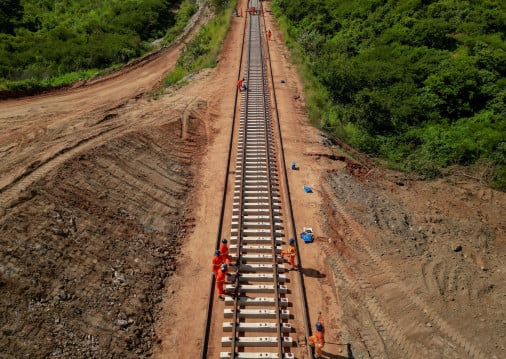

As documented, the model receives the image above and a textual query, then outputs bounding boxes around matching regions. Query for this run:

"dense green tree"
[272,0,506,188]
[0,0,23,34]
[0,0,188,90]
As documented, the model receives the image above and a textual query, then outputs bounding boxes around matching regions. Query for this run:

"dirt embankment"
[318,168,506,358]
[0,96,207,357]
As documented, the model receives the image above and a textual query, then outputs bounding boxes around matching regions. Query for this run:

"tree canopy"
[273,0,506,189]
[0,0,193,91]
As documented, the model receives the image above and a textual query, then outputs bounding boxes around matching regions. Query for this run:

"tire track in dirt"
[0,113,183,217]
[323,230,421,358]
[323,177,488,359]
[0,125,120,212]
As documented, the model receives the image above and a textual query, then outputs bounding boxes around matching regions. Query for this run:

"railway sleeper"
[224,296,289,307]
[228,263,286,273]
[232,215,282,223]
[219,352,295,359]
[229,237,283,246]
[221,336,293,347]
[225,284,288,294]
[224,309,290,319]
[229,254,283,263]
[222,322,291,333]
[229,244,282,254]
[227,273,287,283]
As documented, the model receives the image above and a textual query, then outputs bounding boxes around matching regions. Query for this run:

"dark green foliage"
[0,0,23,34]
[162,0,197,45]
[0,0,187,91]
[273,0,506,189]
[164,3,235,86]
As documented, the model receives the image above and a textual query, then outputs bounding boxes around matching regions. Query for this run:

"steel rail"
[202,1,310,357]
[260,4,314,359]
[200,5,248,358]
[226,3,286,357]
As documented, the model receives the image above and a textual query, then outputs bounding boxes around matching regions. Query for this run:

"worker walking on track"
[212,250,223,276]
[281,238,297,271]
[219,238,233,265]
[267,29,272,41]
[216,264,230,301]
[309,312,325,358]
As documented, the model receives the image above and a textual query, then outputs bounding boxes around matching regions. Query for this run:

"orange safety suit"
[281,244,296,270]
[212,255,223,275]
[237,78,244,92]
[220,243,232,265]
[267,30,272,41]
[216,267,227,297]
[309,314,325,357]
[309,331,325,357]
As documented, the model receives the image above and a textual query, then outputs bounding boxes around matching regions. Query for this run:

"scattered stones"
[116,319,130,328]
[113,272,126,285]
[52,228,70,237]
[51,348,63,357]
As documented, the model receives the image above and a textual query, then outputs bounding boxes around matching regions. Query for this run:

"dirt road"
[1,2,505,358]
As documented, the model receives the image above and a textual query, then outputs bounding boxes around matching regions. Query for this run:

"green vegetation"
[0,0,198,92]
[162,0,198,45]
[272,0,506,189]
[163,0,235,86]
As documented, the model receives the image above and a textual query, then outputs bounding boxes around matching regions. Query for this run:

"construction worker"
[212,249,223,276]
[281,238,297,270]
[309,313,325,358]
[267,29,272,41]
[237,78,244,92]
[220,238,233,265]
[216,264,230,300]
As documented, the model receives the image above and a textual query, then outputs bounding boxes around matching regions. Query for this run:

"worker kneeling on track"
[309,313,325,358]
[281,238,297,271]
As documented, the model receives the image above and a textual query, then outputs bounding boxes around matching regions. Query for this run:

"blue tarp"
[300,232,314,243]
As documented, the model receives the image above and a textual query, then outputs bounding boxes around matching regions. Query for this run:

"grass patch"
[163,2,236,87]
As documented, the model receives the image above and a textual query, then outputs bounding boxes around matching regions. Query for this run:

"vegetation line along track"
[201,2,307,358]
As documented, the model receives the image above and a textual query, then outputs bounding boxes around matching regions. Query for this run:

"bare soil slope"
[1,2,505,359]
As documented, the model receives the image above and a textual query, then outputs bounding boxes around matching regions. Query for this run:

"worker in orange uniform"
[238,78,247,92]
[212,250,223,276]
[281,238,297,271]
[219,238,233,265]
[309,312,325,358]
[240,8,243,17]
[267,29,272,41]
[216,264,230,300]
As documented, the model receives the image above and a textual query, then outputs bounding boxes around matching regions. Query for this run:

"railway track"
[201,2,310,358]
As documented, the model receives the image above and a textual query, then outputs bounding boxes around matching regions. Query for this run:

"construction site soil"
[1,3,505,358]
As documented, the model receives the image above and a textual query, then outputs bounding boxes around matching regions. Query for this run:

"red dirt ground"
[1,2,504,358]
